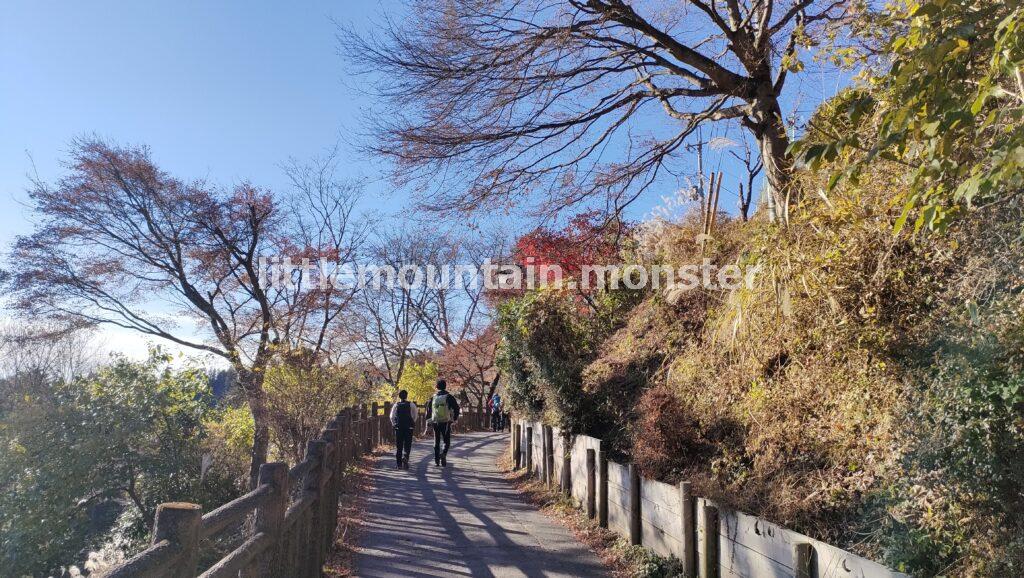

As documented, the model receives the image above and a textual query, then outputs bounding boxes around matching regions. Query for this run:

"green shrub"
[0,351,240,575]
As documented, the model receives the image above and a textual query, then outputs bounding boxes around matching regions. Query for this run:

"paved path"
[354,431,609,578]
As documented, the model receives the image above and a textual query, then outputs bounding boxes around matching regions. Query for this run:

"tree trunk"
[239,371,271,489]
[749,94,794,224]
[759,125,793,223]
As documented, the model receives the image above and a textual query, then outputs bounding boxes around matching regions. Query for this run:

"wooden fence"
[510,419,910,578]
[105,400,492,578]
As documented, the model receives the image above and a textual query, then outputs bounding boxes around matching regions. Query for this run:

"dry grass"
[574,158,1024,573]
[323,451,379,577]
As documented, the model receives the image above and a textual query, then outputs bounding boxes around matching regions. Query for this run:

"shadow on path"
[353,431,608,578]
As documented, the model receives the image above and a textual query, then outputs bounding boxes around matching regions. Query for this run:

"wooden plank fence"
[512,419,909,578]
[105,401,490,577]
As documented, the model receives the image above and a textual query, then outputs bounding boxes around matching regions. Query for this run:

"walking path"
[354,431,609,578]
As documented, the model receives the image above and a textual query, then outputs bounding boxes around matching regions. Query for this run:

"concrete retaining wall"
[512,419,907,578]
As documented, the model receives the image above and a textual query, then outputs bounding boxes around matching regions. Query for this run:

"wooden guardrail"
[105,400,493,578]
[510,419,910,578]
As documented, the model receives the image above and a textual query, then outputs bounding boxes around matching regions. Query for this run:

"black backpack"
[395,400,414,430]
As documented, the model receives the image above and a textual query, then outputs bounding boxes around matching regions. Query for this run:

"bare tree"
[278,150,370,359]
[343,229,433,387]
[0,322,100,384]
[438,326,501,407]
[409,229,510,403]
[411,229,509,346]
[343,226,510,398]
[342,0,853,224]
[5,139,358,487]
[0,323,101,419]
[729,136,764,221]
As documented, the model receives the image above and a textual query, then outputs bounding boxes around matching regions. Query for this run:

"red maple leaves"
[511,211,627,290]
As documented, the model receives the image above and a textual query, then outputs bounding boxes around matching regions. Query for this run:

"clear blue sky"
[0,1,844,360]
[0,1,414,360]
[1,1,846,250]
[0,0,404,250]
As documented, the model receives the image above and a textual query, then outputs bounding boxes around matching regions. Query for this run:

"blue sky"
[0,0,411,360]
[0,1,846,361]
[0,0,403,249]
[0,1,848,241]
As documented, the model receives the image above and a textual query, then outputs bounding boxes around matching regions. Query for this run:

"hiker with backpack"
[389,389,417,469]
[489,393,503,432]
[425,379,461,467]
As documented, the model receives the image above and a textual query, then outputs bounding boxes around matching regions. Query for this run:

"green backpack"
[432,393,451,423]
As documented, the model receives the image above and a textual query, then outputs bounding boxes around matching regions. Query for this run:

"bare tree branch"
[341,0,854,223]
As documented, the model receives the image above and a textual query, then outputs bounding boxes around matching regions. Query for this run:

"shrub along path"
[353,430,607,577]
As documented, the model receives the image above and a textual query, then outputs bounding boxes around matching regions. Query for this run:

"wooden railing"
[106,400,495,578]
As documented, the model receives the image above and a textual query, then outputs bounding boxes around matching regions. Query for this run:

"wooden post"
[253,462,288,574]
[338,411,350,468]
[542,426,549,484]
[322,429,340,553]
[352,408,361,457]
[371,402,380,447]
[539,426,548,483]
[340,408,349,462]
[544,426,555,488]
[586,449,596,519]
[526,426,534,476]
[352,417,360,457]
[345,408,355,463]
[383,402,393,443]
[679,481,696,577]
[560,436,571,493]
[330,441,341,555]
[152,503,201,578]
[365,406,373,452]
[793,543,813,578]
[356,405,364,455]
[598,451,608,528]
[700,505,719,578]
[360,417,367,455]
[304,440,328,578]
[629,464,642,546]
[363,406,371,454]
[508,418,514,455]
[514,424,522,469]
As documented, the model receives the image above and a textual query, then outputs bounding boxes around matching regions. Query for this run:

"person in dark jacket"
[389,390,417,469]
[425,379,460,467]
[488,393,503,431]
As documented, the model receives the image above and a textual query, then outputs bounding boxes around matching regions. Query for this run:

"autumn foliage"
[511,212,628,291]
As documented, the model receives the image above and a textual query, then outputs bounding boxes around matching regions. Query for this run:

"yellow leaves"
[206,406,255,456]
[781,52,805,74]
[948,37,972,60]
[396,361,439,403]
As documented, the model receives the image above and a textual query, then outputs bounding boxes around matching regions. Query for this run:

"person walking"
[425,379,460,467]
[389,390,417,469]
[489,393,503,432]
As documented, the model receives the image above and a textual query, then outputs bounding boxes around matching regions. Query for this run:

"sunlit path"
[354,431,608,578]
